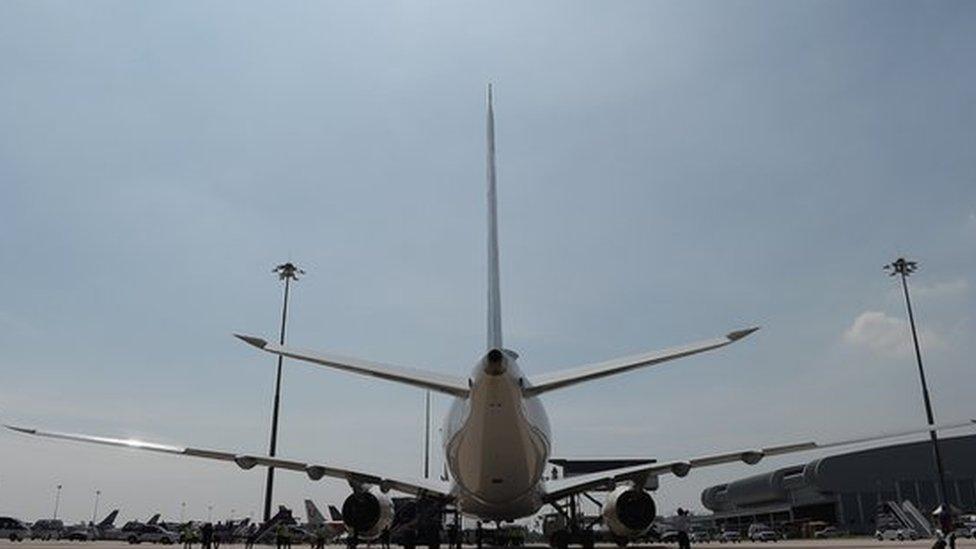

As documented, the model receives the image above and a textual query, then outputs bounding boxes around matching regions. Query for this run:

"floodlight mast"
[53,484,62,520]
[885,257,953,539]
[263,262,304,523]
[91,489,100,525]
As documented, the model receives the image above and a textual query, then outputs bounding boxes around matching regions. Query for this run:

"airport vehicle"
[540,511,608,549]
[690,529,713,543]
[747,524,779,542]
[0,517,31,542]
[719,530,741,543]
[875,527,919,541]
[389,497,444,549]
[128,524,179,544]
[31,519,64,540]
[471,522,526,547]
[813,526,846,539]
[8,87,976,548]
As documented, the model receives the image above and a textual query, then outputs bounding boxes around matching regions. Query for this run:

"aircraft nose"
[484,348,507,376]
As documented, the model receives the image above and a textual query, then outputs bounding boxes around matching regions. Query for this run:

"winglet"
[234,334,269,349]
[727,326,760,341]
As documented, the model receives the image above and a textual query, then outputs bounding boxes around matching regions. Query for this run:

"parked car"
[690,529,713,543]
[813,526,847,539]
[748,524,779,542]
[719,530,741,543]
[0,517,32,542]
[128,525,179,544]
[31,519,64,540]
[875,527,919,541]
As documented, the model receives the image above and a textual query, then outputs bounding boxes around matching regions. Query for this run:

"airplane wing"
[235,335,469,397]
[525,327,759,396]
[5,424,454,499]
[542,419,975,501]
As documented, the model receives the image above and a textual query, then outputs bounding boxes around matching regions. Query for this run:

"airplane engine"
[601,485,656,539]
[341,487,394,540]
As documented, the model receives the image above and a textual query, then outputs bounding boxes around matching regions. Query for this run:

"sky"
[1,0,975,526]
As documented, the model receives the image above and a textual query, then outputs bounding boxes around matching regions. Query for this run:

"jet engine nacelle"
[601,485,657,539]
[341,487,394,540]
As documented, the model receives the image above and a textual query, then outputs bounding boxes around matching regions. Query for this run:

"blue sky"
[1,1,975,524]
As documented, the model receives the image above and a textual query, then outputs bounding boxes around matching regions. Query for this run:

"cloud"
[843,311,945,358]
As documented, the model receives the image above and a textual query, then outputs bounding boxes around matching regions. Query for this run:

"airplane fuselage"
[443,350,551,520]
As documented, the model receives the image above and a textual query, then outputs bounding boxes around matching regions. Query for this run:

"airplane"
[114,513,164,540]
[7,85,976,548]
[62,509,118,541]
[304,500,345,540]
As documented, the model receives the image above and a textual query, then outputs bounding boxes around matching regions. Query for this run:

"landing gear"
[543,493,604,549]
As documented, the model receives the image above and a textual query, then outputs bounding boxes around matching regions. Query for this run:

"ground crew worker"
[182,523,195,549]
[675,508,691,549]
[275,523,292,549]
[312,525,327,549]
[201,523,213,549]
[448,523,458,549]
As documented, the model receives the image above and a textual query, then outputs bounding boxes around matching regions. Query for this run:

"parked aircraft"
[304,500,345,540]
[63,509,118,541]
[7,86,976,548]
[114,513,164,541]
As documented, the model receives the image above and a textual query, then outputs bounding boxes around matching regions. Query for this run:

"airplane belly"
[448,387,549,511]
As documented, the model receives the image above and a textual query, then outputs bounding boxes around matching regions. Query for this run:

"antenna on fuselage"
[486,83,503,351]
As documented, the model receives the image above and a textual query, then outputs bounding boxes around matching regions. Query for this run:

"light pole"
[208,504,213,523]
[180,502,186,522]
[885,258,953,538]
[53,484,62,520]
[91,490,101,524]
[424,391,431,479]
[263,262,303,523]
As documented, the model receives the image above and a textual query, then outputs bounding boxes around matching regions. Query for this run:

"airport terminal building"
[700,434,976,534]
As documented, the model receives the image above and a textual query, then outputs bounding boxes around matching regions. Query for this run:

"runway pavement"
[0,540,972,549]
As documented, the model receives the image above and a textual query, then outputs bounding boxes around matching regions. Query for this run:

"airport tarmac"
[1,541,973,549]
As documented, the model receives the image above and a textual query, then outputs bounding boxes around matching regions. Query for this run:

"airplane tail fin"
[486,83,503,350]
[98,510,119,528]
[147,513,160,525]
[304,500,326,526]
[327,505,343,522]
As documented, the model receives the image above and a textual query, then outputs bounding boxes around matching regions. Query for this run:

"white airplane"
[303,500,345,540]
[7,86,976,547]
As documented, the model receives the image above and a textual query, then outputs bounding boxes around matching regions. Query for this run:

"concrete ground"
[0,540,972,549]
